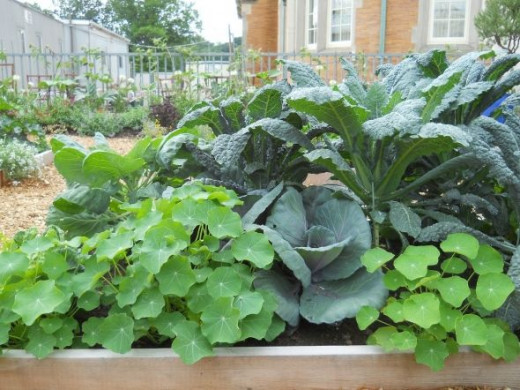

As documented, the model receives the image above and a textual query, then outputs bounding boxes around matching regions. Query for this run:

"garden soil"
[0,135,136,242]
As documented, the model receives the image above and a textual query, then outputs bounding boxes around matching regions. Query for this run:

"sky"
[30,0,242,44]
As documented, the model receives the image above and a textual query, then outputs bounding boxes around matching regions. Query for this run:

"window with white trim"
[306,0,318,47]
[430,0,469,43]
[328,0,353,46]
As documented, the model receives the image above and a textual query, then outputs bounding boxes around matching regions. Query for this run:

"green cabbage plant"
[253,186,388,326]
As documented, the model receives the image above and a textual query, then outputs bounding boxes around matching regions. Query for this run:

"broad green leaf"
[390,330,417,351]
[421,72,462,122]
[440,257,467,274]
[247,118,314,150]
[388,201,422,238]
[207,207,243,239]
[77,291,101,311]
[186,284,212,313]
[356,306,379,330]
[98,313,134,354]
[238,307,274,341]
[476,273,514,311]
[455,314,488,346]
[40,317,63,334]
[468,245,504,275]
[46,207,112,238]
[20,237,53,256]
[53,147,90,184]
[119,210,163,242]
[402,293,440,329]
[0,252,29,282]
[96,232,134,261]
[503,332,520,362]
[234,291,265,319]
[211,129,250,167]
[247,88,283,120]
[361,248,395,273]
[220,97,245,132]
[383,270,407,290]
[476,324,505,359]
[300,269,388,324]
[116,265,150,307]
[172,320,214,364]
[156,256,197,297]
[367,326,398,351]
[70,257,110,296]
[81,317,103,346]
[242,182,284,227]
[394,245,439,281]
[200,297,241,343]
[440,233,479,259]
[439,303,463,332]
[26,327,57,359]
[54,318,78,349]
[131,287,165,319]
[281,60,326,87]
[177,105,225,135]
[53,186,110,215]
[415,339,449,371]
[0,323,10,344]
[42,251,69,279]
[83,150,145,187]
[206,267,243,298]
[433,276,470,308]
[382,300,405,323]
[153,312,184,338]
[231,231,274,268]
[13,280,70,325]
[171,198,206,228]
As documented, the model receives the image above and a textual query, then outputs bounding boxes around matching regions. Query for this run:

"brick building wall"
[354,0,382,53]
[241,0,279,52]
[385,0,417,53]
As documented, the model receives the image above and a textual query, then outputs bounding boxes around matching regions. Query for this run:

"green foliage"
[253,186,387,326]
[0,138,40,181]
[358,233,519,371]
[0,182,282,363]
[474,0,520,54]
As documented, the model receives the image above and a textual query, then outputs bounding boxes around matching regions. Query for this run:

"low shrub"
[0,138,39,181]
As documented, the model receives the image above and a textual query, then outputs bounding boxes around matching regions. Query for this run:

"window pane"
[450,1,466,18]
[332,10,341,26]
[434,2,449,19]
[331,26,341,42]
[450,20,464,37]
[433,20,449,37]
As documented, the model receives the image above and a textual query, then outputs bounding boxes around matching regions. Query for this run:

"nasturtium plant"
[0,182,283,363]
[357,233,519,371]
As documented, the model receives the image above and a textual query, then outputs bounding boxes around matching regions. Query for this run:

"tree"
[474,0,520,54]
[104,0,202,47]
[56,0,107,24]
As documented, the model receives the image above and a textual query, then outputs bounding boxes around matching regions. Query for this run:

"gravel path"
[0,136,137,240]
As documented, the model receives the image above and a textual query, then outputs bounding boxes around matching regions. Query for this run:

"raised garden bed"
[1,346,518,390]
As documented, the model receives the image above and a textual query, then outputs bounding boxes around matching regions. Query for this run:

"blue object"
[482,94,511,123]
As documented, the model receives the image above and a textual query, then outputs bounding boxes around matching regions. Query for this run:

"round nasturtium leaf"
[42,251,69,279]
[440,257,467,274]
[153,311,184,338]
[156,256,197,297]
[231,231,274,268]
[367,326,398,351]
[382,300,405,323]
[0,323,10,344]
[390,330,417,351]
[468,245,504,275]
[39,317,64,334]
[234,291,265,320]
[172,320,214,364]
[0,252,29,282]
[200,297,241,344]
[455,314,488,346]
[394,246,439,281]
[98,313,135,354]
[475,273,514,311]
[355,306,380,330]
[12,280,70,326]
[206,266,243,298]
[503,332,520,362]
[361,248,394,273]
[131,288,165,319]
[433,276,470,308]
[476,323,505,359]
[82,317,104,347]
[26,327,57,359]
[383,270,407,290]
[440,233,479,259]
[415,338,449,371]
[207,207,243,239]
[402,293,440,329]
[20,237,53,256]
[77,291,101,311]
[439,302,463,332]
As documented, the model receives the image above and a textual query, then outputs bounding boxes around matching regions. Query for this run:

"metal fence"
[0,50,408,95]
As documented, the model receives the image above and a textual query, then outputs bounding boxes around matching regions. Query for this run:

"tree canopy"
[55,0,202,48]
[474,0,520,54]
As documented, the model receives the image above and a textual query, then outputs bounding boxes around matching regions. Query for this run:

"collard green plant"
[0,182,283,363]
[252,186,388,326]
[358,233,520,371]
[47,132,168,237]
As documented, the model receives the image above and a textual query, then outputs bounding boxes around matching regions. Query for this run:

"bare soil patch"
[0,135,137,240]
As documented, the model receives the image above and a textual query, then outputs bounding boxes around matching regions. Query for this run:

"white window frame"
[327,0,354,48]
[305,0,318,49]
[428,0,470,45]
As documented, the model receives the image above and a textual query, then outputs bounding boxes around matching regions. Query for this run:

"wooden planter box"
[1,346,519,389]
